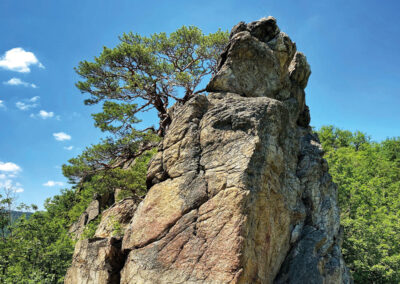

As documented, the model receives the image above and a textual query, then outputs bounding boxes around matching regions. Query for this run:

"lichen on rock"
[65,17,351,284]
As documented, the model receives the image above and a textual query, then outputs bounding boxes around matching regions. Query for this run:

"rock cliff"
[65,17,351,284]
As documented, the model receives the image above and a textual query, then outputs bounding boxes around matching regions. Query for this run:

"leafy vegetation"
[0,25,227,282]
[0,206,74,283]
[75,25,228,136]
[0,148,153,283]
[317,126,400,283]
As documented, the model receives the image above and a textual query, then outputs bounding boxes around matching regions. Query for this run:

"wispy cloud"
[0,100,4,108]
[29,96,40,102]
[38,110,54,119]
[16,96,40,110]
[43,180,64,187]
[64,146,73,151]
[17,102,37,110]
[3,77,37,88]
[0,179,24,193]
[0,47,44,73]
[53,132,71,141]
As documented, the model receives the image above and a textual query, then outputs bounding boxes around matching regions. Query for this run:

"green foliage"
[62,139,157,201]
[0,193,11,240]
[0,195,75,283]
[115,148,156,200]
[81,217,100,239]
[63,129,158,182]
[75,25,228,135]
[317,126,400,283]
[110,216,123,237]
[92,101,140,136]
[0,25,226,283]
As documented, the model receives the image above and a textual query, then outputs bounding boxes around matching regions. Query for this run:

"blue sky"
[1,0,399,209]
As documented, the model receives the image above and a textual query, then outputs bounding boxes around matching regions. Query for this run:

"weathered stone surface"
[66,17,351,283]
[69,199,100,240]
[64,238,124,284]
[119,18,350,283]
[65,198,139,284]
[207,16,302,100]
[69,191,115,240]
[95,198,138,238]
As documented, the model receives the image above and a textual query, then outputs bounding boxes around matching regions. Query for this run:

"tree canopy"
[75,26,228,136]
[317,126,400,283]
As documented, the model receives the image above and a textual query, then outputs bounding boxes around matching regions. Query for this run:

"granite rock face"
[64,237,125,284]
[65,17,351,283]
[68,192,115,240]
[68,199,101,241]
[65,198,138,284]
[94,198,139,239]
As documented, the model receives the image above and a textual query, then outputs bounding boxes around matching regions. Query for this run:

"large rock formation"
[65,17,351,283]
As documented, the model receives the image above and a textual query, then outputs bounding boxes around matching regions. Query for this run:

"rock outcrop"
[68,192,114,240]
[65,17,351,283]
[65,198,138,283]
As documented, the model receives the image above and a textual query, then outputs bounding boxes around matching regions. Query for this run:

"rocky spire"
[65,17,351,284]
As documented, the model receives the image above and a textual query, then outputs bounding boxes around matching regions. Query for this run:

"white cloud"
[43,180,64,187]
[17,101,36,110]
[12,182,24,193]
[0,47,44,73]
[29,96,40,102]
[14,187,24,193]
[64,146,73,150]
[53,132,71,141]
[0,100,4,108]
[3,77,37,88]
[16,96,40,110]
[0,161,21,173]
[38,110,54,119]
[0,162,23,193]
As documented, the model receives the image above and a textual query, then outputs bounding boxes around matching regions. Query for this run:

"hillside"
[10,211,33,223]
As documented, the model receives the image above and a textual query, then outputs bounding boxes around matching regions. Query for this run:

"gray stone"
[64,237,124,284]
[66,17,351,284]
